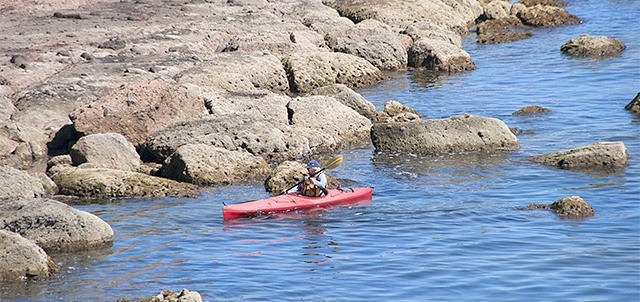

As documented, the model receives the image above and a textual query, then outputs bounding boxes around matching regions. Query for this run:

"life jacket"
[300,174,324,197]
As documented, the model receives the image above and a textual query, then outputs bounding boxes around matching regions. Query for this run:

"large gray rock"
[160,144,271,186]
[0,165,45,198]
[0,197,114,252]
[283,51,384,93]
[306,84,378,121]
[141,94,372,165]
[326,0,482,33]
[529,141,628,172]
[69,133,141,171]
[50,167,199,198]
[141,114,305,164]
[402,22,475,71]
[326,0,481,72]
[69,79,207,146]
[330,23,408,70]
[371,114,520,154]
[560,34,626,59]
[175,51,290,94]
[288,95,373,149]
[0,230,58,282]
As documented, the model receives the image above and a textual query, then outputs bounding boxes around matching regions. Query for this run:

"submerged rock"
[476,16,533,44]
[512,105,550,115]
[528,195,594,219]
[117,289,202,302]
[625,92,640,117]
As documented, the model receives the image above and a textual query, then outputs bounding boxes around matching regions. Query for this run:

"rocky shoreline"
[0,0,634,293]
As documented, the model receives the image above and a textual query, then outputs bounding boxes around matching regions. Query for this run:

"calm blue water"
[4,1,639,301]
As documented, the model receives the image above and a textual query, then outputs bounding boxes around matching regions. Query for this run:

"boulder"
[408,37,475,71]
[481,0,511,20]
[288,95,373,153]
[371,114,520,155]
[516,4,581,27]
[529,141,628,172]
[401,22,475,71]
[202,90,290,123]
[159,144,271,186]
[283,51,384,93]
[528,195,594,219]
[0,165,45,198]
[141,113,304,164]
[175,51,290,94]
[69,79,207,146]
[560,34,626,59]
[69,133,141,171]
[306,84,378,121]
[141,94,372,164]
[0,197,114,252]
[330,24,408,70]
[326,0,482,34]
[625,92,640,117]
[50,167,198,198]
[0,230,58,282]
[326,0,481,71]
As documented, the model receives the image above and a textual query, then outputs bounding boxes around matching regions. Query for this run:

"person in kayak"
[286,159,327,197]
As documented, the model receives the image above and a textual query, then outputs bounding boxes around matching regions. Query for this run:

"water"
[3,1,639,301]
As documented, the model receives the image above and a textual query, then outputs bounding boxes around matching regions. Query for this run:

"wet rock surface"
[528,195,595,219]
[560,34,626,59]
[529,142,628,173]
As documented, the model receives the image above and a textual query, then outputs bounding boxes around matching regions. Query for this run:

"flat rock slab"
[529,141,628,172]
[51,167,198,198]
[371,114,520,155]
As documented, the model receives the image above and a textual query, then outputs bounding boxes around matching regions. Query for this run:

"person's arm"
[310,173,327,189]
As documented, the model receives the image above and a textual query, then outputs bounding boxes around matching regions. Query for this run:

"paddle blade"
[324,154,343,170]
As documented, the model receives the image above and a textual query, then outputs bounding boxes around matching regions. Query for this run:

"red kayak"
[223,187,373,220]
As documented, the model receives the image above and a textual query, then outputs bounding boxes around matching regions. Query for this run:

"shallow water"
[3,1,639,301]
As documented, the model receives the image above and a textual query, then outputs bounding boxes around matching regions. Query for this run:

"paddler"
[286,159,327,197]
